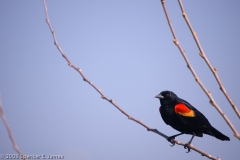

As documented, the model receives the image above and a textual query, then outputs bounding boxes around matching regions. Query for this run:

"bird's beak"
[155,94,164,99]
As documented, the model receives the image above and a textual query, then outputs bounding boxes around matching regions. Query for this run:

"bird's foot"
[184,143,191,153]
[167,136,176,147]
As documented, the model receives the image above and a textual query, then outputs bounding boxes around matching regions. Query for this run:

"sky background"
[0,0,240,160]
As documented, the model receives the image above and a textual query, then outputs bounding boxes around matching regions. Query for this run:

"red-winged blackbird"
[155,90,230,152]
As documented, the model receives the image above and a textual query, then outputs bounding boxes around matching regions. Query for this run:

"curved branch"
[160,0,240,140]
[177,0,240,118]
[43,0,222,159]
[0,98,27,160]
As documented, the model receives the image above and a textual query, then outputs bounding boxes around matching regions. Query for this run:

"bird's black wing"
[174,98,212,132]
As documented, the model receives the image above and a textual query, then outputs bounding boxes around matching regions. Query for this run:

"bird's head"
[155,90,178,105]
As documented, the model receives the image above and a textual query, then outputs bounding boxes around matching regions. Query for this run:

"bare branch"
[160,0,240,140]
[177,0,240,118]
[42,0,223,159]
[0,97,27,160]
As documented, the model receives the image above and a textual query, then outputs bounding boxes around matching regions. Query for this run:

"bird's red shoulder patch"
[174,103,195,117]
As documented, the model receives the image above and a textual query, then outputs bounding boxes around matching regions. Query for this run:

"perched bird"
[155,90,230,152]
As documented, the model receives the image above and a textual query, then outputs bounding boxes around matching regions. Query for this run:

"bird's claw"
[184,143,191,153]
[167,136,176,147]
[170,142,175,147]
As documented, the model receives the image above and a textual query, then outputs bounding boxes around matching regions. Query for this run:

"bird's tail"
[210,126,230,141]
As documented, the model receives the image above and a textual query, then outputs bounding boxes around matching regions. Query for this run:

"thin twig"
[177,0,240,118]
[42,0,222,159]
[0,97,27,160]
[160,0,240,140]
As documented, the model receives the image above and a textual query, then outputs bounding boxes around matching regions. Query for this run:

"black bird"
[155,90,230,152]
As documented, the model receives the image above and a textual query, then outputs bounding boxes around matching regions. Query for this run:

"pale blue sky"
[0,1,240,160]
